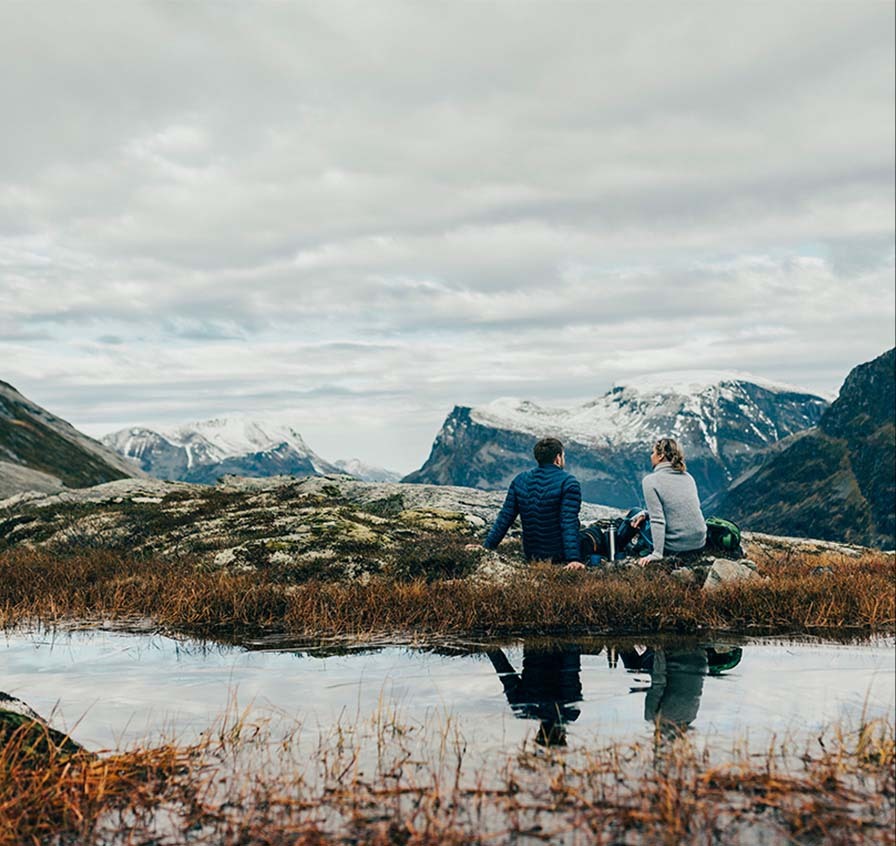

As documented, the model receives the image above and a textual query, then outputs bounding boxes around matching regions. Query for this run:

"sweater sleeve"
[560,476,583,562]
[484,481,519,549]
[642,476,666,557]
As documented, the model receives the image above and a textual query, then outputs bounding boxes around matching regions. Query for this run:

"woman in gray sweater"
[641,438,706,564]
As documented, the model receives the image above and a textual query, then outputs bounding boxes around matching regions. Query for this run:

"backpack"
[579,526,608,564]
[705,517,743,558]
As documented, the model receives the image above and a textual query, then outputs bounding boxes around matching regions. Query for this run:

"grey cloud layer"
[1,2,894,469]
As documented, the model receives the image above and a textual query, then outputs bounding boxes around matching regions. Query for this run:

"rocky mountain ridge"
[0,380,139,499]
[713,348,895,549]
[404,373,829,507]
[103,417,404,486]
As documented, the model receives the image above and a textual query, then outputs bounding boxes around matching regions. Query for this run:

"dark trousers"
[579,514,642,562]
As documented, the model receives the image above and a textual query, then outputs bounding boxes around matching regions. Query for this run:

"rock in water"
[0,692,85,758]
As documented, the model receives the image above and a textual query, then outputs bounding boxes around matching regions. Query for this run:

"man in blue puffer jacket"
[482,437,584,570]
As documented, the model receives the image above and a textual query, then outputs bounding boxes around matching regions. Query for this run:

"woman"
[641,438,706,564]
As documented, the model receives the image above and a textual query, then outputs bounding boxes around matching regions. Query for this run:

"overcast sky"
[2,2,894,472]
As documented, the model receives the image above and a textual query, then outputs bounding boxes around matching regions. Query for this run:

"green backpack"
[705,517,743,557]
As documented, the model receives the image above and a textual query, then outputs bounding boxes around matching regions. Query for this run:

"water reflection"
[487,643,744,746]
[487,647,582,746]
[2,629,891,756]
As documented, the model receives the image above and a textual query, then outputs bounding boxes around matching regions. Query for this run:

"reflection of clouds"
[2,632,893,757]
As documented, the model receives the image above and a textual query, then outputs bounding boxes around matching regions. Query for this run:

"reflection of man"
[480,438,584,570]
[487,646,582,746]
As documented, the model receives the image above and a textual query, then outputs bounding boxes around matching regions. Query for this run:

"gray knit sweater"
[641,462,706,556]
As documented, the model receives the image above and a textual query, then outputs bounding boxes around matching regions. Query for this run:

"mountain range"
[101,418,401,485]
[403,372,830,507]
[3,351,892,550]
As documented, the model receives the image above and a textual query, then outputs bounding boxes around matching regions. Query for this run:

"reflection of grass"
[2,704,892,846]
[0,546,893,638]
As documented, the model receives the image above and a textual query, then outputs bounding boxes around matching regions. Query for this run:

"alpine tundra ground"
[0,475,892,639]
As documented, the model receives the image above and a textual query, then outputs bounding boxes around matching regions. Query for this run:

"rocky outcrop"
[1,474,878,589]
[0,380,139,497]
[702,559,762,590]
[713,349,895,550]
[404,375,828,507]
[0,692,85,758]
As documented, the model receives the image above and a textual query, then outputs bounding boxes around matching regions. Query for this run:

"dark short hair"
[534,437,564,465]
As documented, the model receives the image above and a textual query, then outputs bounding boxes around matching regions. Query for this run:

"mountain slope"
[0,380,137,497]
[103,416,341,485]
[713,349,895,548]
[404,372,829,507]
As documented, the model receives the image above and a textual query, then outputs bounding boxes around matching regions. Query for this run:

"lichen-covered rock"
[397,508,470,533]
[0,475,620,577]
[702,558,761,590]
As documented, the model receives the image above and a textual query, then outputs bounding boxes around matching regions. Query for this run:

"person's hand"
[639,552,662,567]
[630,512,647,529]
[564,561,585,571]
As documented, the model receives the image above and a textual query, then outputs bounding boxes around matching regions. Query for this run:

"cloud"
[0,2,893,470]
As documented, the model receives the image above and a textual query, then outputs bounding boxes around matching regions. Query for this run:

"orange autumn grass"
[0,544,892,639]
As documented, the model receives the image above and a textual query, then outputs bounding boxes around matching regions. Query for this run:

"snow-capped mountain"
[333,459,402,483]
[103,415,340,485]
[403,371,829,507]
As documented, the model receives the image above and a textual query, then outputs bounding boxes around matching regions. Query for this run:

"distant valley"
[711,348,895,549]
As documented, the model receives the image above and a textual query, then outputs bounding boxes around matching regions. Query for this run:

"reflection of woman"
[618,645,744,737]
[642,649,707,734]
[641,438,706,564]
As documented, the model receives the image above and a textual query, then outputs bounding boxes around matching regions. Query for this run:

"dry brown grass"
[1,704,892,846]
[0,722,191,846]
[0,545,892,639]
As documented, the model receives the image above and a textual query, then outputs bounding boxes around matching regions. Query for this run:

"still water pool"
[2,629,893,754]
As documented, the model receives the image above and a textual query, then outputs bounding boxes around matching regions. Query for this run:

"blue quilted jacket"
[483,464,582,562]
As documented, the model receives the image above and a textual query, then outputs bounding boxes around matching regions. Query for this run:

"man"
[481,437,585,570]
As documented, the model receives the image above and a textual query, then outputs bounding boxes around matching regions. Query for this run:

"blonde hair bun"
[654,437,687,472]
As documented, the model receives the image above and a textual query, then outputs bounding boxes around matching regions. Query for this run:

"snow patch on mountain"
[614,370,821,397]
[164,416,317,464]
